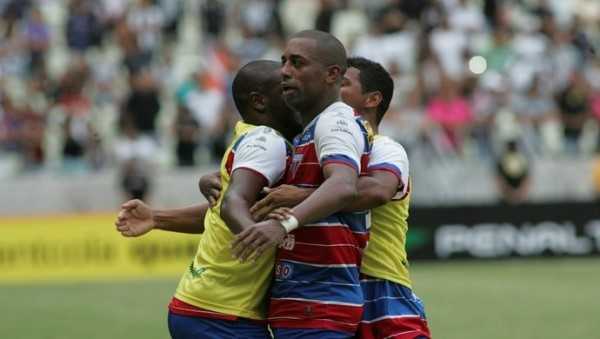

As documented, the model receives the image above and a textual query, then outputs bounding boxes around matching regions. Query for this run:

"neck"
[359,109,379,134]
[300,91,339,127]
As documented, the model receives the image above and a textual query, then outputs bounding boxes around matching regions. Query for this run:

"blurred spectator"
[315,0,336,32]
[556,72,591,153]
[495,139,530,204]
[23,7,49,74]
[200,0,226,40]
[123,70,160,138]
[510,76,560,155]
[120,158,151,201]
[66,0,102,52]
[174,105,200,167]
[430,14,469,80]
[127,0,164,54]
[424,76,474,155]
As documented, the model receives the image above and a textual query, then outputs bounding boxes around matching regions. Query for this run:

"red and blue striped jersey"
[269,102,372,334]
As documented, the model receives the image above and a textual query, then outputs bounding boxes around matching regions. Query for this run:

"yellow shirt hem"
[360,267,413,289]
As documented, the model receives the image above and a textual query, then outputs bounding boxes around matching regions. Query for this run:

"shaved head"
[232,60,280,118]
[289,30,347,73]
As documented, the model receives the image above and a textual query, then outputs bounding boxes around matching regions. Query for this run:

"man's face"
[280,38,327,111]
[340,67,365,112]
[265,72,302,133]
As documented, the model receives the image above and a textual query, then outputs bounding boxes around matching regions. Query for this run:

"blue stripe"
[360,280,427,321]
[308,211,368,234]
[355,117,372,153]
[368,162,402,179]
[322,154,359,173]
[273,260,363,304]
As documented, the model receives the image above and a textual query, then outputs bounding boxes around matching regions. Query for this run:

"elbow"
[220,196,243,234]
[339,182,359,206]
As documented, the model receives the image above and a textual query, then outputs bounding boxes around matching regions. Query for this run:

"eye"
[341,77,351,87]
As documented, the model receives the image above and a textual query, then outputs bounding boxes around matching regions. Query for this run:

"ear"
[364,91,383,110]
[249,92,267,112]
[325,65,343,85]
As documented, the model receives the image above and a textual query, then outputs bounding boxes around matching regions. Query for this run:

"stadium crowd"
[0,0,599,184]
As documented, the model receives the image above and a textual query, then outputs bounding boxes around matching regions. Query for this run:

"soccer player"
[230,30,371,338]
[246,57,432,338]
[115,60,301,339]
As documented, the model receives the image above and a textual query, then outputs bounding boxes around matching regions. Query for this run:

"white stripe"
[281,259,357,268]
[271,297,362,307]
[294,241,362,250]
[295,140,315,148]
[268,316,358,327]
[360,314,421,324]
[276,278,360,287]
[383,330,422,339]
[298,162,320,166]
[364,296,409,304]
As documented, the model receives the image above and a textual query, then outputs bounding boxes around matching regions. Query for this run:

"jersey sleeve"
[368,136,409,195]
[231,127,287,186]
[314,109,365,174]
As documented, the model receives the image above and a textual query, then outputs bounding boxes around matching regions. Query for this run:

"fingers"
[121,199,141,210]
[252,206,273,222]
[207,196,216,207]
[237,236,267,262]
[250,195,271,215]
[248,241,273,262]
[231,229,257,260]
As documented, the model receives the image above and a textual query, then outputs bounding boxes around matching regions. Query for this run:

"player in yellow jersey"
[244,57,431,338]
[114,60,301,339]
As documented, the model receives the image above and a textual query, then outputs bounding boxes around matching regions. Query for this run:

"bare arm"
[289,163,358,226]
[220,168,268,234]
[115,199,208,237]
[250,170,400,219]
[231,164,358,261]
[153,204,209,234]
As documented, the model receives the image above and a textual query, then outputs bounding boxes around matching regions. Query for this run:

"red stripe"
[358,316,431,339]
[360,154,370,176]
[224,151,235,175]
[269,299,363,333]
[354,232,369,250]
[168,298,238,321]
[292,166,323,186]
[291,226,358,246]
[278,240,361,265]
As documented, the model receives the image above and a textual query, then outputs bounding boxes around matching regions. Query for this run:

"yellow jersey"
[174,121,290,320]
[360,135,412,288]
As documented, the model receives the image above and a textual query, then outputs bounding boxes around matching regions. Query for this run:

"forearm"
[221,195,256,234]
[342,176,389,212]
[153,203,209,234]
[291,176,357,226]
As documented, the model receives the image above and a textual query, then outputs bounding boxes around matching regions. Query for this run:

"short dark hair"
[347,57,394,123]
[232,60,280,118]
[290,30,347,74]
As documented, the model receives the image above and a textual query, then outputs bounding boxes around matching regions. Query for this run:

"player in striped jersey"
[230,31,371,338]
[114,60,301,339]
[248,57,431,338]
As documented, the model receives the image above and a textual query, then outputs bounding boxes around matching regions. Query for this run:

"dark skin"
[220,70,301,236]
[202,65,401,238]
[230,38,374,262]
[115,62,302,238]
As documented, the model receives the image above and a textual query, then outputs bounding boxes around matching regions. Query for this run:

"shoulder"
[372,136,408,163]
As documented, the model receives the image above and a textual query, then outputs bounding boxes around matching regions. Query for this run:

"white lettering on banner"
[435,221,599,258]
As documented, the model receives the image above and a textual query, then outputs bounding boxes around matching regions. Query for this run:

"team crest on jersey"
[279,234,295,250]
[188,262,206,278]
[275,262,293,279]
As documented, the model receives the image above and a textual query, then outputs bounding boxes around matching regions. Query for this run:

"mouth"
[281,83,297,96]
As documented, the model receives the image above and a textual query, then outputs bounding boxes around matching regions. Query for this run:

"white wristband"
[279,214,299,233]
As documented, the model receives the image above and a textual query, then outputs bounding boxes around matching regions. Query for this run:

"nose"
[281,61,292,79]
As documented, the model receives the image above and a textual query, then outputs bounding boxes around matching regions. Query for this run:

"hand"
[250,185,312,221]
[230,219,287,262]
[266,207,294,221]
[199,172,222,207]
[115,199,155,237]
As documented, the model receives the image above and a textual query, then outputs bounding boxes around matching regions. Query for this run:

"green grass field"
[2,258,599,339]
